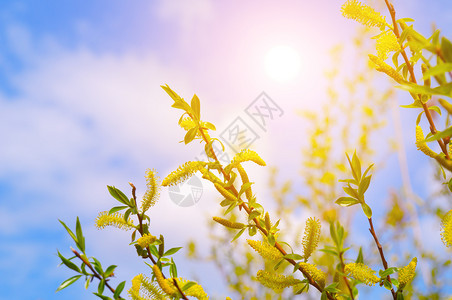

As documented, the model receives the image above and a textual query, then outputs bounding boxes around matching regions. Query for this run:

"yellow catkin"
[376,30,400,60]
[232,149,266,166]
[441,210,452,248]
[256,270,300,291]
[152,265,177,297]
[162,161,206,186]
[344,263,380,286]
[299,262,326,288]
[95,211,135,231]
[398,257,417,288]
[214,183,237,202]
[369,54,405,83]
[142,169,160,213]
[302,217,321,261]
[236,164,253,201]
[129,273,167,300]
[247,240,283,261]
[172,278,208,300]
[341,0,386,30]
[213,216,245,229]
[415,126,437,158]
[137,233,157,248]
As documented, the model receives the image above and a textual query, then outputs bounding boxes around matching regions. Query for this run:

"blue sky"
[1,1,452,299]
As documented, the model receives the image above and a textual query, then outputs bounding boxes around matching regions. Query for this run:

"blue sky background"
[1,0,452,299]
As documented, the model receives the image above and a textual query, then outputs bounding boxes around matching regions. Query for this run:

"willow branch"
[130,184,189,300]
[195,122,335,300]
[384,0,450,159]
[367,218,396,299]
[71,248,125,299]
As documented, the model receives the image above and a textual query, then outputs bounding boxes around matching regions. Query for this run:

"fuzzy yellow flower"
[136,233,157,248]
[247,240,283,262]
[256,270,300,291]
[95,211,135,231]
[341,0,386,30]
[162,161,206,186]
[369,54,405,83]
[141,169,160,213]
[152,265,177,297]
[398,257,417,289]
[213,216,245,229]
[415,125,437,158]
[441,210,452,248]
[301,217,321,261]
[344,263,380,286]
[299,262,326,288]
[376,30,400,60]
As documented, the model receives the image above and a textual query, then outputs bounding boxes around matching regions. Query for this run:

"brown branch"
[367,218,396,299]
[130,185,189,300]
[339,252,355,300]
[384,0,450,159]
[71,247,125,299]
[195,122,335,300]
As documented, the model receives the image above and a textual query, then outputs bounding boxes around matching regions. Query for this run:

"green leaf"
[424,126,452,142]
[204,122,216,131]
[274,258,285,271]
[325,282,340,293]
[93,292,111,300]
[57,251,81,273]
[113,281,126,299]
[416,111,424,125]
[397,292,405,300]
[220,199,234,207]
[428,105,442,116]
[231,228,245,242]
[161,84,182,102]
[284,254,303,261]
[170,258,178,277]
[343,185,359,198]
[92,257,103,275]
[149,245,159,258]
[380,267,397,277]
[267,233,276,246]
[184,127,198,144]
[248,225,257,236]
[107,186,130,206]
[321,290,328,300]
[441,37,452,62]
[358,175,372,197]
[330,222,338,246]
[98,278,105,294]
[58,220,77,244]
[398,82,452,98]
[56,275,82,292]
[104,265,117,277]
[182,281,197,291]
[75,217,85,253]
[294,282,309,294]
[123,208,132,223]
[335,197,360,207]
[361,202,373,219]
[248,210,261,222]
[383,279,393,290]
[356,247,364,264]
[163,247,182,257]
[191,94,201,120]
[224,202,237,215]
[351,151,362,181]
[238,182,254,198]
[422,63,452,79]
[109,206,128,214]
[319,249,338,256]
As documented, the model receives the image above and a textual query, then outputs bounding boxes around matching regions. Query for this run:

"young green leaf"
[56,275,82,292]
[57,251,81,273]
[191,94,201,120]
[163,247,182,257]
[182,281,197,291]
[59,220,78,244]
[104,265,117,277]
[108,206,128,214]
[335,197,360,207]
[107,186,130,206]
[231,228,245,242]
[284,253,304,261]
[75,217,85,253]
[113,281,126,299]
[361,202,373,219]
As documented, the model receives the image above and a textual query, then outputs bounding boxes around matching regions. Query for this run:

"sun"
[265,45,301,82]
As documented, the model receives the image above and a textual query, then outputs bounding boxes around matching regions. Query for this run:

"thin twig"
[130,185,189,300]
[339,251,355,300]
[195,121,335,300]
[367,218,396,299]
[71,248,125,299]
[384,0,450,159]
